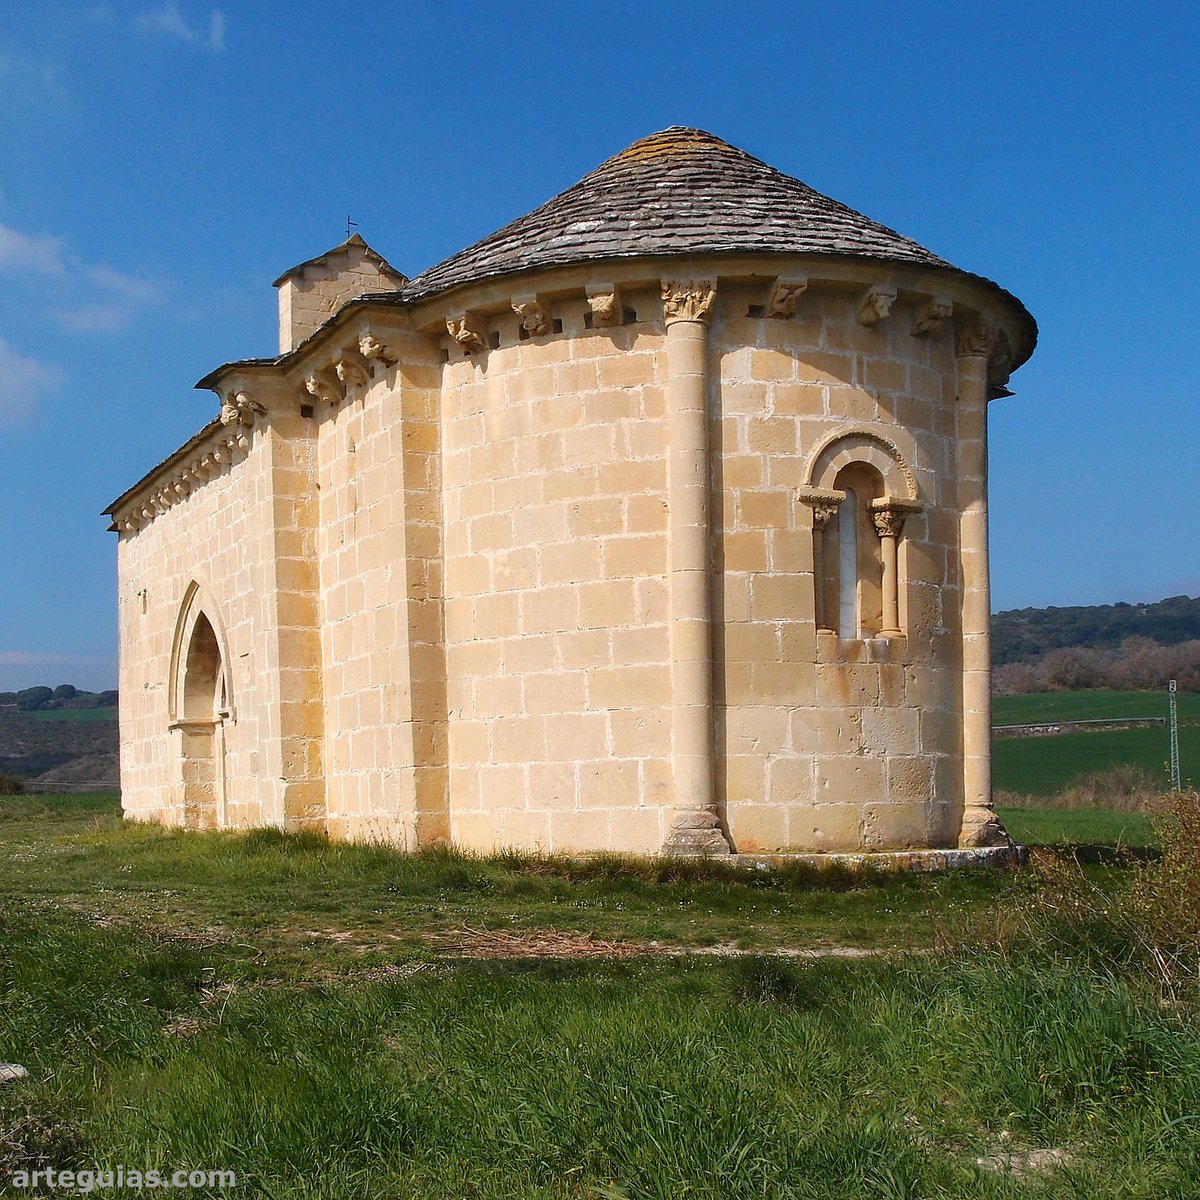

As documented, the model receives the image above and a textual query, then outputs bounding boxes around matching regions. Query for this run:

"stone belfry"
[107,128,1034,859]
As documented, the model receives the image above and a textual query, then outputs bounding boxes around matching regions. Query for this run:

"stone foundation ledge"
[730,845,1026,873]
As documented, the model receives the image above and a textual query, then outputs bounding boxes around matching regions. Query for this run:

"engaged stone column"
[660,280,731,855]
[871,506,905,637]
[955,319,1005,847]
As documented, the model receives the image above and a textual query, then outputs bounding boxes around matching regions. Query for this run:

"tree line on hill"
[993,636,1200,695]
[993,594,1199,664]
[0,685,118,712]
[992,594,1200,694]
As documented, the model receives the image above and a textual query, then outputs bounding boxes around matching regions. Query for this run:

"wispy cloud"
[135,2,225,52]
[0,219,164,332]
[0,223,68,273]
[0,337,62,427]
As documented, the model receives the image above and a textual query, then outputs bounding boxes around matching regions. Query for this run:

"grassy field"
[996,805,1153,849]
[22,707,117,723]
[992,690,1197,797]
[3,794,1200,1198]
[993,688,1200,725]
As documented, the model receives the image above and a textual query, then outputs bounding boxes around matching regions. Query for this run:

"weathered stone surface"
[105,127,1036,858]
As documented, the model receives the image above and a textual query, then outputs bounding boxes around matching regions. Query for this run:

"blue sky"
[1,2,1197,691]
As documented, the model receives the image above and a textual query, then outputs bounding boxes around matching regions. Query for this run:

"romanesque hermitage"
[105,127,1036,856]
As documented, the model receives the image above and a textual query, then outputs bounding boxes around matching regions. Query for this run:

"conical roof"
[403,126,953,300]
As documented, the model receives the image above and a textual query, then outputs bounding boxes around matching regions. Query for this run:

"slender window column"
[810,502,838,630]
[871,506,905,636]
[660,280,731,856]
[955,319,1004,847]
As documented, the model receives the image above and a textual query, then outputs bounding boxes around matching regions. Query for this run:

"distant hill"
[993,595,1200,667]
[0,684,117,714]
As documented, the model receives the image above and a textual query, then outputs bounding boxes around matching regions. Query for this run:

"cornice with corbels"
[303,333,400,406]
[114,420,253,537]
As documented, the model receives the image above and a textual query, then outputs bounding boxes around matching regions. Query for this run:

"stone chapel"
[105,127,1036,858]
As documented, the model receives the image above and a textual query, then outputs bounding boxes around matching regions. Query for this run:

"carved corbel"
[955,317,997,359]
[122,516,141,534]
[586,284,623,328]
[359,334,397,369]
[912,295,952,336]
[511,294,551,337]
[334,349,371,387]
[219,390,266,428]
[987,328,1015,396]
[661,279,717,325]
[305,365,344,406]
[857,285,897,327]
[447,311,487,353]
[765,276,808,318]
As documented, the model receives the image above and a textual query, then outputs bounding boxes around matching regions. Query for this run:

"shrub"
[0,773,26,796]
[1121,790,1200,993]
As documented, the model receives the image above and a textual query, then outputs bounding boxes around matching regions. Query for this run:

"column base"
[959,807,1012,849]
[662,809,733,856]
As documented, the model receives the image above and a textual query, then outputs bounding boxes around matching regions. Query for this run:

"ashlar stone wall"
[110,254,1021,856]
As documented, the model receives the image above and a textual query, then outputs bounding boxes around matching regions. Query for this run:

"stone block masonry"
[105,127,1035,856]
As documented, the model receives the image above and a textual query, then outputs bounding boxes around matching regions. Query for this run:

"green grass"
[21,706,117,722]
[5,901,1200,1198]
[993,726,1196,796]
[993,688,1200,725]
[4,794,1198,1198]
[996,806,1154,849]
[0,794,1009,968]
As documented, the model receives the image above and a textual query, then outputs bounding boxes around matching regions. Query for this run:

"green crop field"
[24,707,117,722]
[992,691,1198,797]
[993,688,1200,725]
[993,726,1196,795]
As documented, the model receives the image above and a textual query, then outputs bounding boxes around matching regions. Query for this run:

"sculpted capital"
[661,279,717,325]
[871,507,906,539]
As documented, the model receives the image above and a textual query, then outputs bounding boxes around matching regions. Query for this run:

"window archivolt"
[799,431,921,638]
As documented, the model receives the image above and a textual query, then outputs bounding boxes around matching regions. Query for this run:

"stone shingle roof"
[401,126,953,300]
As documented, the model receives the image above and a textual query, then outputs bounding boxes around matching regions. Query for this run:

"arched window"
[828,462,884,637]
[168,581,234,830]
[800,430,922,641]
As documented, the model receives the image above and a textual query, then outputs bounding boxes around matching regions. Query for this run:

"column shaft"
[660,285,730,855]
[955,341,1003,847]
[880,533,900,635]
